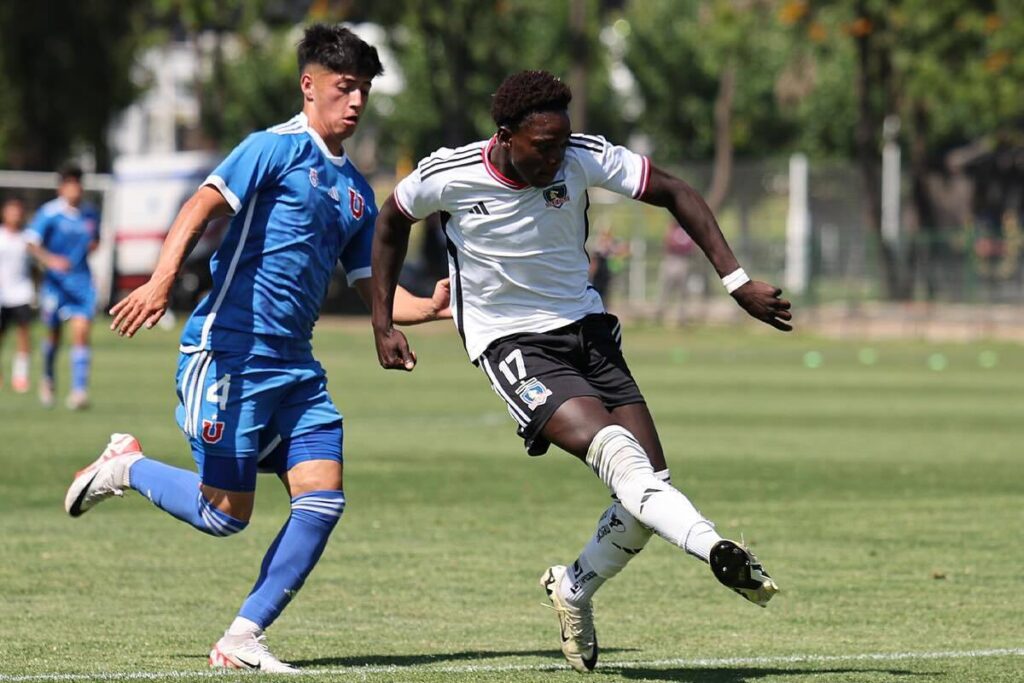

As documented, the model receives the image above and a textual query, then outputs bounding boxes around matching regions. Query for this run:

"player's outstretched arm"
[370,195,419,370]
[393,279,452,325]
[639,164,793,332]
[110,186,230,337]
[353,278,451,326]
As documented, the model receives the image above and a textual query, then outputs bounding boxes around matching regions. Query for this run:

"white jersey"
[395,134,650,360]
[0,228,35,307]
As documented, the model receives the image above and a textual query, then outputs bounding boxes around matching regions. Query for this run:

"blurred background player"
[0,196,35,392]
[654,221,698,326]
[63,24,449,673]
[372,70,790,673]
[586,226,629,308]
[25,164,100,409]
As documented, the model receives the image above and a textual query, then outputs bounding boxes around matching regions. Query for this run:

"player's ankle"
[226,616,262,637]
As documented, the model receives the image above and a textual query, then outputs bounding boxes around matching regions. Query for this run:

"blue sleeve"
[339,191,377,285]
[25,208,52,246]
[83,205,101,243]
[202,132,292,214]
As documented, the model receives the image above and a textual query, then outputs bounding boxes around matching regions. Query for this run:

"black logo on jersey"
[543,183,569,208]
[469,201,490,215]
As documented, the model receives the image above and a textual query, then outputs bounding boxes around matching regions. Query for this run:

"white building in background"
[110,40,204,157]
[109,23,402,159]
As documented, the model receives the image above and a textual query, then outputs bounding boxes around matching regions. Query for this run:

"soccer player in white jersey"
[371,70,792,673]
[62,25,450,672]
[0,196,35,393]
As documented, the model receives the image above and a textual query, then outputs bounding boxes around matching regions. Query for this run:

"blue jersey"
[180,113,377,360]
[26,198,100,295]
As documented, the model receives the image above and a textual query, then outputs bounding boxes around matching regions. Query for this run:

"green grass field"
[1,318,1022,682]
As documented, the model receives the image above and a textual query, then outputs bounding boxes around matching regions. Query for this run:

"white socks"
[559,470,670,606]
[584,425,721,562]
[12,352,28,383]
[227,616,261,637]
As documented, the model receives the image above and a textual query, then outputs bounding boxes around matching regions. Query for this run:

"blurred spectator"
[655,222,697,325]
[26,164,100,409]
[0,196,34,393]
[588,226,628,306]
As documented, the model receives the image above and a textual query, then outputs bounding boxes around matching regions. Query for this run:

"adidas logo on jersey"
[469,201,490,216]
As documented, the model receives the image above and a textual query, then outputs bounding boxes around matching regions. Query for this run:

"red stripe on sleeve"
[633,156,651,199]
[393,192,418,221]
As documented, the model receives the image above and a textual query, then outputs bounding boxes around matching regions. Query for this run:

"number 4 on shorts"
[206,374,232,410]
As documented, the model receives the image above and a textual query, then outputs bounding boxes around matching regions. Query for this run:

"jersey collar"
[483,136,528,190]
[298,113,349,168]
[56,198,81,217]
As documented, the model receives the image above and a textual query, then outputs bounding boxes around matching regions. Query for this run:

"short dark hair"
[297,24,383,79]
[2,194,24,206]
[491,70,572,130]
[58,163,83,182]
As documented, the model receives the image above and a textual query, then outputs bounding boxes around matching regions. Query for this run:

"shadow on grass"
[608,665,938,682]
[291,647,639,667]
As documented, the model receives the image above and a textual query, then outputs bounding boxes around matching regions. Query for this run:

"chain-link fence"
[585,158,1024,317]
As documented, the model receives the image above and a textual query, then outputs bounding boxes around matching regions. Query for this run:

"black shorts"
[0,304,33,333]
[476,313,645,456]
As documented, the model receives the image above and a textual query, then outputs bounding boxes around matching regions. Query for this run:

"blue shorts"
[40,283,96,326]
[175,350,344,491]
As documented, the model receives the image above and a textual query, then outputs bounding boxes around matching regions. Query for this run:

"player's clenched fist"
[374,327,417,371]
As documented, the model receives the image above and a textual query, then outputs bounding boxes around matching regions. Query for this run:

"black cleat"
[709,539,779,607]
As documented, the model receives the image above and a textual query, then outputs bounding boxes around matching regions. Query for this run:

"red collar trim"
[483,136,528,189]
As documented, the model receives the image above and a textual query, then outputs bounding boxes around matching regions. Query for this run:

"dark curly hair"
[297,23,383,78]
[491,70,572,130]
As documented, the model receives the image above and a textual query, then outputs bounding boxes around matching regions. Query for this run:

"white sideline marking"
[1,648,1021,681]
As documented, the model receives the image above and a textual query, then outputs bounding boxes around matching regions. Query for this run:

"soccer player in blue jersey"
[63,25,450,672]
[25,165,100,409]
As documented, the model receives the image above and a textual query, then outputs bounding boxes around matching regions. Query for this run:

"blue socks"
[128,458,344,630]
[39,343,90,393]
[70,345,91,393]
[41,340,57,383]
[239,490,346,628]
[129,458,248,537]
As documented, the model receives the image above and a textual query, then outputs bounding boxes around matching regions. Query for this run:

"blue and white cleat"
[709,539,779,607]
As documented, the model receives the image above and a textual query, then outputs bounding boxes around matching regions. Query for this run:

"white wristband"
[722,268,750,294]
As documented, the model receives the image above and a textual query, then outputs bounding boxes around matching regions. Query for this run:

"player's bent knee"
[195,493,249,537]
[585,424,655,488]
[199,482,255,522]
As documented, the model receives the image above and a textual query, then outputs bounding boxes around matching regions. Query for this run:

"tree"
[623,0,796,211]
[371,0,625,165]
[782,0,1024,299]
[0,1,149,171]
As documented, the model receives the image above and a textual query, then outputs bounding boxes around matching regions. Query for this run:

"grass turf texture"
[1,319,1021,682]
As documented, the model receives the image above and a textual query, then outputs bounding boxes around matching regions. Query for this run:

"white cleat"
[709,539,779,607]
[39,379,55,408]
[209,632,298,673]
[540,565,598,673]
[65,390,90,411]
[64,433,143,517]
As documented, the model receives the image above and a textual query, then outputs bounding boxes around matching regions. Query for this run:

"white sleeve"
[393,148,455,221]
[572,134,651,199]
